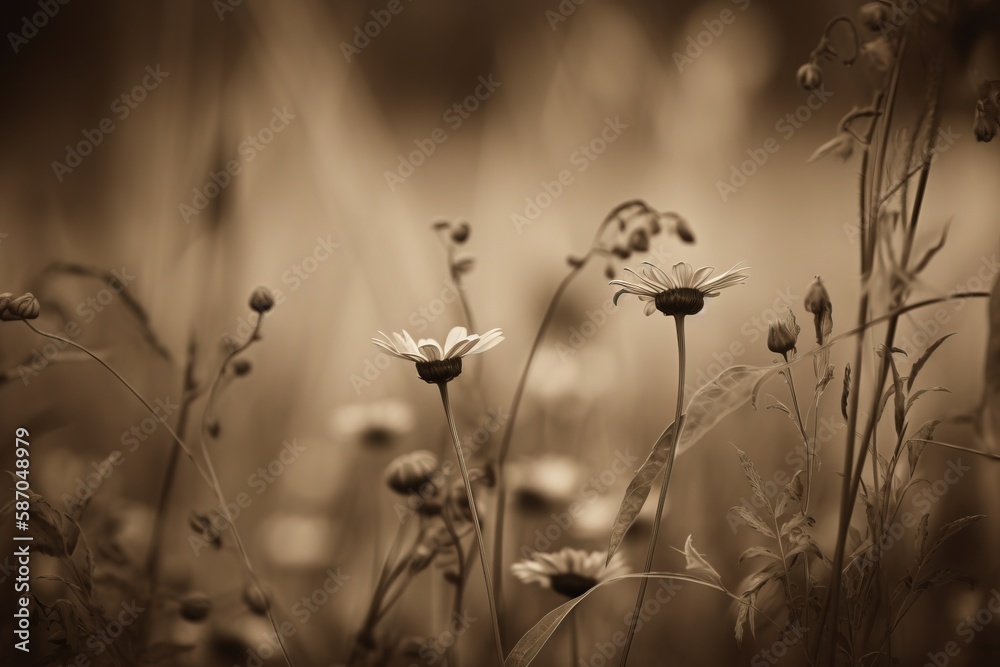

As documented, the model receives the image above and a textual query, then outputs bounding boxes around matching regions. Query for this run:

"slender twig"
[619,315,686,667]
[439,382,505,666]
[196,315,296,667]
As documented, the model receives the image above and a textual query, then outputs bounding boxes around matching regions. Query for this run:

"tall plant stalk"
[618,315,687,667]
[439,382,506,666]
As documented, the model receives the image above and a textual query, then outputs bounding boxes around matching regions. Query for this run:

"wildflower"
[384,450,441,496]
[611,261,749,317]
[329,399,414,449]
[371,326,504,384]
[767,309,800,357]
[797,62,823,91]
[508,455,583,512]
[1,292,40,321]
[179,592,213,622]
[512,548,629,598]
[804,276,833,345]
[248,286,274,314]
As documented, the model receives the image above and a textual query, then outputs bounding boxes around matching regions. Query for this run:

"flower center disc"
[550,573,599,598]
[415,358,463,384]
[655,287,705,316]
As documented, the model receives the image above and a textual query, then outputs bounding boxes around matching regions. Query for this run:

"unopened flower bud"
[242,583,270,616]
[179,592,213,622]
[0,292,12,317]
[612,246,632,259]
[797,62,823,91]
[859,2,889,31]
[767,310,800,357]
[385,450,440,496]
[232,359,252,376]
[804,277,833,345]
[674,216,695,244]
[974,95,1000,143]
[1,293,40,321]
[248,287,274,314]
[604,264,616,280]
[628,228,650,252]
[450,221,471,244]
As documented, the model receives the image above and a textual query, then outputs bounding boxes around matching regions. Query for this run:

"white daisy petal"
[417,340,443,360]
[690,266,715,288]
[466,330,504,355]
[444,326,467,353]
[641,263,674,290]
[643,299,657,316]
[672,262,694,287]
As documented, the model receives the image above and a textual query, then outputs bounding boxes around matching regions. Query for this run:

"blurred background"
[1,0,1000,665]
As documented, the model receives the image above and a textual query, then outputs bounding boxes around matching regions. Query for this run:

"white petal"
[672,262,694,287]
[640,263,674,290]
[417,340,443,360]
[466,333,504,356]
[402,330,421,355]
[643,299,657,316]
[444,326,467,352]
[690,266,715,288]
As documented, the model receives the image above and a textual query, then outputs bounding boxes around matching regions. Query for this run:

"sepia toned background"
[2,0,1000,665]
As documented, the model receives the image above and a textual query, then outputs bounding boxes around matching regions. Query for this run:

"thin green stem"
[439,382,505,667]
[618,315,686,667]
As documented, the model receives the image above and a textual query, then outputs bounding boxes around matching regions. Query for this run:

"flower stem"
[439,382,505,667]
[618,315,686,667]
[491,258,589,643]
[571,613,580,667]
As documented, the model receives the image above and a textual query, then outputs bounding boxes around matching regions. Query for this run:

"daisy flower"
[372,326,504,383]
[512,548,629,598]
[328,399,414,449]
[610,261,749,317]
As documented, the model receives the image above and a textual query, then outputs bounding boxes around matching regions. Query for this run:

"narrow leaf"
[907,333,956,391]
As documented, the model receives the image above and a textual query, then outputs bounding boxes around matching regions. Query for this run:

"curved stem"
[21,321,213,487]
[491,258,590,641]
[439,382,505,667]
[618,315,686,667]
